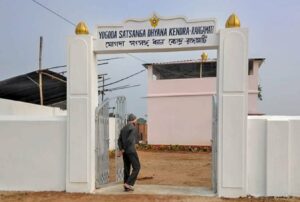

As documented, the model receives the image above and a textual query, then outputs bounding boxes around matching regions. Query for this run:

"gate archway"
[66,14,248,197]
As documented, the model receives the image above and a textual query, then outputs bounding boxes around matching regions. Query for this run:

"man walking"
[117,113,140,191]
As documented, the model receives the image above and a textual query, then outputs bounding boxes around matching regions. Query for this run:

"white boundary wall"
[247,116,300,197]
[0,115,67,191]
[0,98,66,116]
[0,99,67,191]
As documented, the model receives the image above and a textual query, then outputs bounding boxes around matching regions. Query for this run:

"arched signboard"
[94,15,218,53]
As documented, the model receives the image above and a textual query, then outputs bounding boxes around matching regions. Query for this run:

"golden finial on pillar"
[201,52,208,62]
[75,21,89,35]
[225,13,241,28]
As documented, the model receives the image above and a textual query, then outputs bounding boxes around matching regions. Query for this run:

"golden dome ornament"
[225,13,241,28]
[75,21,89,35]
[201,52,208,62]
[150,15,159,28]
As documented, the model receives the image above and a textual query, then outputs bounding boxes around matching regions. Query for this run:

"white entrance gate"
[66,14,248,197]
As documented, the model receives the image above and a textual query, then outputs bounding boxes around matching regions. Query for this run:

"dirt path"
[109,150,211,187]
[137,150,211,187]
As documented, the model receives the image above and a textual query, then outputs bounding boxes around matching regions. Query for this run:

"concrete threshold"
[95,184,216,197]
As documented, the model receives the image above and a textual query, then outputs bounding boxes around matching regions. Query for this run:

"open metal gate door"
[95,96,126,188]
[114,96,126,182]
[95,100,110,188]
[211,95,218,193]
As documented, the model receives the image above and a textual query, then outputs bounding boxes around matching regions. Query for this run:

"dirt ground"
[109,150,211,187]
[1,192,300,202]
[1,150,300,202]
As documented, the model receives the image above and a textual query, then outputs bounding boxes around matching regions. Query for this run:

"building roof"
[143,58,265,68]
[0,70,66,108]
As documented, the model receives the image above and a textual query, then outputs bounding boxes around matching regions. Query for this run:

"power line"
[32,0,76,27]
[98,77,111,82]
[107,84,140,91]
[97,62,109,66]
[99,84,129,90]
[98,84,141,94]
[99,69,145,88]
[45,61,110,70]
[127,53,148,63]
[30,0,149,99]
[98,57,124,61]
[47,65,67,70]
[31,0,151,68]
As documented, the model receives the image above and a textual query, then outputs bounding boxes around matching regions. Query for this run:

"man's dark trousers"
[123,152,140,186]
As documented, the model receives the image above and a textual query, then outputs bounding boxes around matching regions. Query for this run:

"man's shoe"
[124,187,131,192]
[123,184,132,192]
[124,183,134,191]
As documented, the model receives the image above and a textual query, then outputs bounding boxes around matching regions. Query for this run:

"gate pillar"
[66,23,98,192]
[217,25,248,197]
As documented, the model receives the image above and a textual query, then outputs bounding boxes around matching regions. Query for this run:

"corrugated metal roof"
[0,70,66,108]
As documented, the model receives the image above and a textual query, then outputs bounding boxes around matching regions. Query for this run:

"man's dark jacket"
[118,123,138,154]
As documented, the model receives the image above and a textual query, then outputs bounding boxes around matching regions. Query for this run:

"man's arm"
[117,131,124,151]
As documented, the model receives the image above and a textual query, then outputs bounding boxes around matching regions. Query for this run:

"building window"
[153,63,200,80]
[201,62,216,77]
[152,62,218,80]
[151,60,254,80]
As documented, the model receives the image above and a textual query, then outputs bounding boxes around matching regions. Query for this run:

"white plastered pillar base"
[66,35,97,192]
[217,28,248,197]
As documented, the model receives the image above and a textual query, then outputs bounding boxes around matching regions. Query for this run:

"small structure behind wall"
[144,57,263,147]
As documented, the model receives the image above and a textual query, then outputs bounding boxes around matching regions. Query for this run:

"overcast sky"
[0,0,300,118]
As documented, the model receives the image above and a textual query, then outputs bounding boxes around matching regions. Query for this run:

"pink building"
[144,58,264,146]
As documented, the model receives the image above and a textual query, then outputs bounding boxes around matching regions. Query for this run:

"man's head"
[127,113,137,124]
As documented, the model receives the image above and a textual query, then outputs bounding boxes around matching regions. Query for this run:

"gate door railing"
[114,96,126,182]
[95,96,126,188]
[95,99,109,188]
